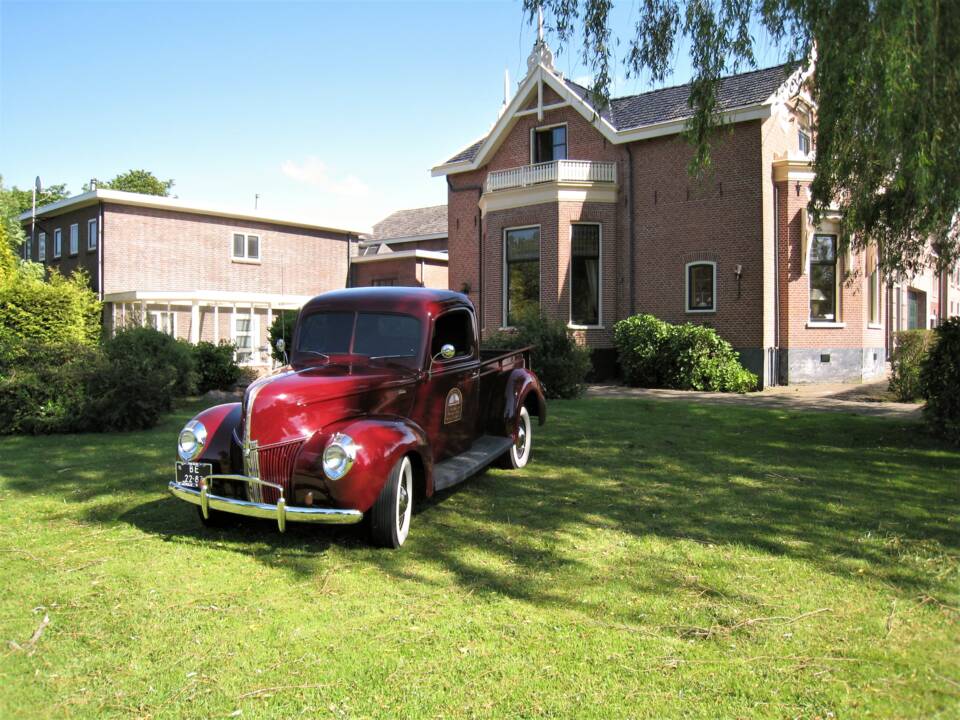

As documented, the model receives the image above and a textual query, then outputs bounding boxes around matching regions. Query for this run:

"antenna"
[504,68,510,105]
[254,193,260,210]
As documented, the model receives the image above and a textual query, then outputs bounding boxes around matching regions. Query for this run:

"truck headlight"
[323,433,357,481]
[177,420,207,462]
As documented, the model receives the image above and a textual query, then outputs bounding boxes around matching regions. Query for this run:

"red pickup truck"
[169,288,546,548]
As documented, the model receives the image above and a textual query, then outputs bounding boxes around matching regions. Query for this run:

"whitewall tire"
[502,406,532,470]
[370,455,413,548]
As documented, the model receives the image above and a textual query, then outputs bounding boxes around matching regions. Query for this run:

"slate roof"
[372,204,448,241]
[443,62,798,165]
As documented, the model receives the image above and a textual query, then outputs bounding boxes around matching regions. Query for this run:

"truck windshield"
[296,311,422,367]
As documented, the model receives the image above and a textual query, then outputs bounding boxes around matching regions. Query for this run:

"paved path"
[586,377,923,420]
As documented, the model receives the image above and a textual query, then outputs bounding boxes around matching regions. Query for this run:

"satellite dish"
[35,176,42,193]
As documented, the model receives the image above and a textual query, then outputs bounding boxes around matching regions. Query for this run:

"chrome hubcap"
[397,477,409,528]
[516,423,527,455]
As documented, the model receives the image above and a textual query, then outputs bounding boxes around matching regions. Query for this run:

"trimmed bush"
[193,341,241,394]
[889,329,934,401]
[484,315,591,399]
[614,314,757,393]
[103,327,197,398]
[269,310,297,363]
[920,318,960,444]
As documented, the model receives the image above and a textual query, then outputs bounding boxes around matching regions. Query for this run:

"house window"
[24,236,31,261]
[69,224,79,255]
[232,232,261,261]
[810,234,838,321]
[686,261,716,312]
[147,310,176,336]
[907,290,924,330]
[868,266,881,325]
[53,228,62,258]
[233,312,260,364]
[87,218,98,251]
[372,278,396,287]
[533,125,566,163]
[38,232,46,261]
[504,226,540,326]
[570,224,600,325]
[798,129,811,156]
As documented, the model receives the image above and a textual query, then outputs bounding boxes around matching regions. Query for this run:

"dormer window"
[533,125,566,163]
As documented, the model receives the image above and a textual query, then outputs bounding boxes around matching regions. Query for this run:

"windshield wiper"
[368,355,417,373]
[297,350,331,363]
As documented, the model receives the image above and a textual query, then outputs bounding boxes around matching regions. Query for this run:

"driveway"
[587,375,923,420]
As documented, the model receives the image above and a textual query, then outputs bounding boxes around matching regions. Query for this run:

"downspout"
[772,185,781,386]
[625,144,635,315]
[346,233,353,288]
[98,201,106,337]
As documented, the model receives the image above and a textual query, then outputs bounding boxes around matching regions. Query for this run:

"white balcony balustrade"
[485,160,617,193]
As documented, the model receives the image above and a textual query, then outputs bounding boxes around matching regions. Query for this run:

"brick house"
[19,189,360,366]
[349,205,448,289]
[433,37,958,384]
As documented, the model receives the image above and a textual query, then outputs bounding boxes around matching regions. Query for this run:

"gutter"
[772,184,780,385]
[625,144,635,315]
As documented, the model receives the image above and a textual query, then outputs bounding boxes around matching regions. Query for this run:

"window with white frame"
[686,261,716,312]
[810,234,838,321]
[570,224,600,326]
[504,226,540,327]
[38,232,46,261]
[147,310,176,336]
[533,125,567,163]
[798,129,811,156]
[53,228,62,258]
[24,236,31,261]
[87,218,98,251]
[69,224,79,255]
[232,232,260,261]
[233,312,260,364]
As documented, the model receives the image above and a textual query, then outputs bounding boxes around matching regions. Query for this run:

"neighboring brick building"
[350,205,448,289]
[19,189,360,367]
[433,36,958,384]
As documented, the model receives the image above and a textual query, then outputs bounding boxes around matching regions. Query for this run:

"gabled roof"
[435,61,802,172]
[372,205,447,241]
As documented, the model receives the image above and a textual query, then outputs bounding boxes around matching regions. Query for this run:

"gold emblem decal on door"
[444,388,463,424]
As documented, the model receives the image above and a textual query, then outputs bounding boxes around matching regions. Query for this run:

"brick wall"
[25,205,101,290]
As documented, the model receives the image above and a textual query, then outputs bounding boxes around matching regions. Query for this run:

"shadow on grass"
[2,398,958,615]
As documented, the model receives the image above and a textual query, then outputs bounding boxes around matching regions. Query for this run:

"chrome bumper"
[168,474,363,532]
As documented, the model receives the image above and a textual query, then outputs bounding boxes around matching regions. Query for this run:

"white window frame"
[147,310,177,337]
[231,311,262,365]
[230,231,261,264]
[69,223,79,256]
[684,261,717,314]
[53,228,62,259]
[38,231,46,261]
[529,122,568,165]
[568,222,603,329]
[87,218,98,251]
[502,224,542,330]
[798,128,811,156]
[24,235,31,261]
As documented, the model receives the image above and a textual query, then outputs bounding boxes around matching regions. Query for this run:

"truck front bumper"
[169,474,363,532]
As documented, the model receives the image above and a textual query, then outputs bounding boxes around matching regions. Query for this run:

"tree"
[6,183,70,215]
[90,169,174,197]
[0,178,28,265]
[268,311,297,363]
[524,0,960,278]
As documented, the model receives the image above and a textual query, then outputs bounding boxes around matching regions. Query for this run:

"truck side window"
[432,310,475,360]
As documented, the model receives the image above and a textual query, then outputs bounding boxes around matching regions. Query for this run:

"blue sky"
[1,0,787,232]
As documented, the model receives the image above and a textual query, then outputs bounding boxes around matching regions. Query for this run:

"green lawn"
[1,399,958,719]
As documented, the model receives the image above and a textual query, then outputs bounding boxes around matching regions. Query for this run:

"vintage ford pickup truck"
[169,287,546,548]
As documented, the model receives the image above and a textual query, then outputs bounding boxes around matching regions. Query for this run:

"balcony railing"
[485,160,617,193]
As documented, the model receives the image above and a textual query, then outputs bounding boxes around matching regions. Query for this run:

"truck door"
[416,308,480,461]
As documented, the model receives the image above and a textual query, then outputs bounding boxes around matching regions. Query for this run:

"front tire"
[197,506,233,528]
[499,406,532,469]
[370,455,413,548]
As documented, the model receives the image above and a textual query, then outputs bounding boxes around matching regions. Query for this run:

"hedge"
[920,317,960,445]
[888,329,934,402]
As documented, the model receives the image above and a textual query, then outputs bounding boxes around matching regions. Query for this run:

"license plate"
[176,461,212,488]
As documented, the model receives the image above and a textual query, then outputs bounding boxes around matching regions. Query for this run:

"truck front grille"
[245,439,304,504]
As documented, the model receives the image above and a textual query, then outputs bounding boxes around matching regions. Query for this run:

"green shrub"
[193,341,241,394]
[484,315,591,399]
[613,314,758,393]
[920,318,960,444]
[80,351,179,432]
[889,329,934,401]
[269,310,297,363]
[103,326,197,397]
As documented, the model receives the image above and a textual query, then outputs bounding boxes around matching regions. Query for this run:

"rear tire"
[498,406,532,469]
[370,456,413,548]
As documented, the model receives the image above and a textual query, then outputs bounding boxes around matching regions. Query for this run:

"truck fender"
[302,416,434,512]
[186,403,241,473]
[501,368,547,438]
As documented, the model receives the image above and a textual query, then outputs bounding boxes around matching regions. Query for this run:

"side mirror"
[440,343,456,360]
[275,338,288,365]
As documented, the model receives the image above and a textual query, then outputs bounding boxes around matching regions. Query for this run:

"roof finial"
[537,6,544,43]
[527,5,556,75]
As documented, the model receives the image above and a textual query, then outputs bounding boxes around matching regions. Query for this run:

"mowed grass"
[0,399,958,719]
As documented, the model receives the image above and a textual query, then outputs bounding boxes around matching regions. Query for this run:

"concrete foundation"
[780,347,886,384]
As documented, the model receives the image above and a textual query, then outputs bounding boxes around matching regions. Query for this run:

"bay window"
[504,226,540,326]
[570,224,600,325]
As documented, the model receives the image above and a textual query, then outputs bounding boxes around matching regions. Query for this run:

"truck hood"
[242,363,415,447]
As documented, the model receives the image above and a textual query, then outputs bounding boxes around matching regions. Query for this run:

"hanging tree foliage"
[524,0,960,278]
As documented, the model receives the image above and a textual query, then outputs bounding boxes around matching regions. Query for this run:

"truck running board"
[432,435,514,492]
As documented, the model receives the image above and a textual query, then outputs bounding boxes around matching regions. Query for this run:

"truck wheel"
[370,455,413,548]
[499,406,532,470]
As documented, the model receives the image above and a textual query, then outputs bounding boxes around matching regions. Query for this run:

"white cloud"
[280,157,369,198]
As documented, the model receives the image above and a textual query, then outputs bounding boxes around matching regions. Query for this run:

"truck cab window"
[432,310,475,360]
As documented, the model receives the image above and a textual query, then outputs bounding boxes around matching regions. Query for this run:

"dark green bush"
[484,315,591,399]
[920,318,960,444]
[613,314,757,393]
[103,326,197,397]
[193,341,241,394]
[269,310,297,363]
[889,329,934,401]
[80,351,178,432]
